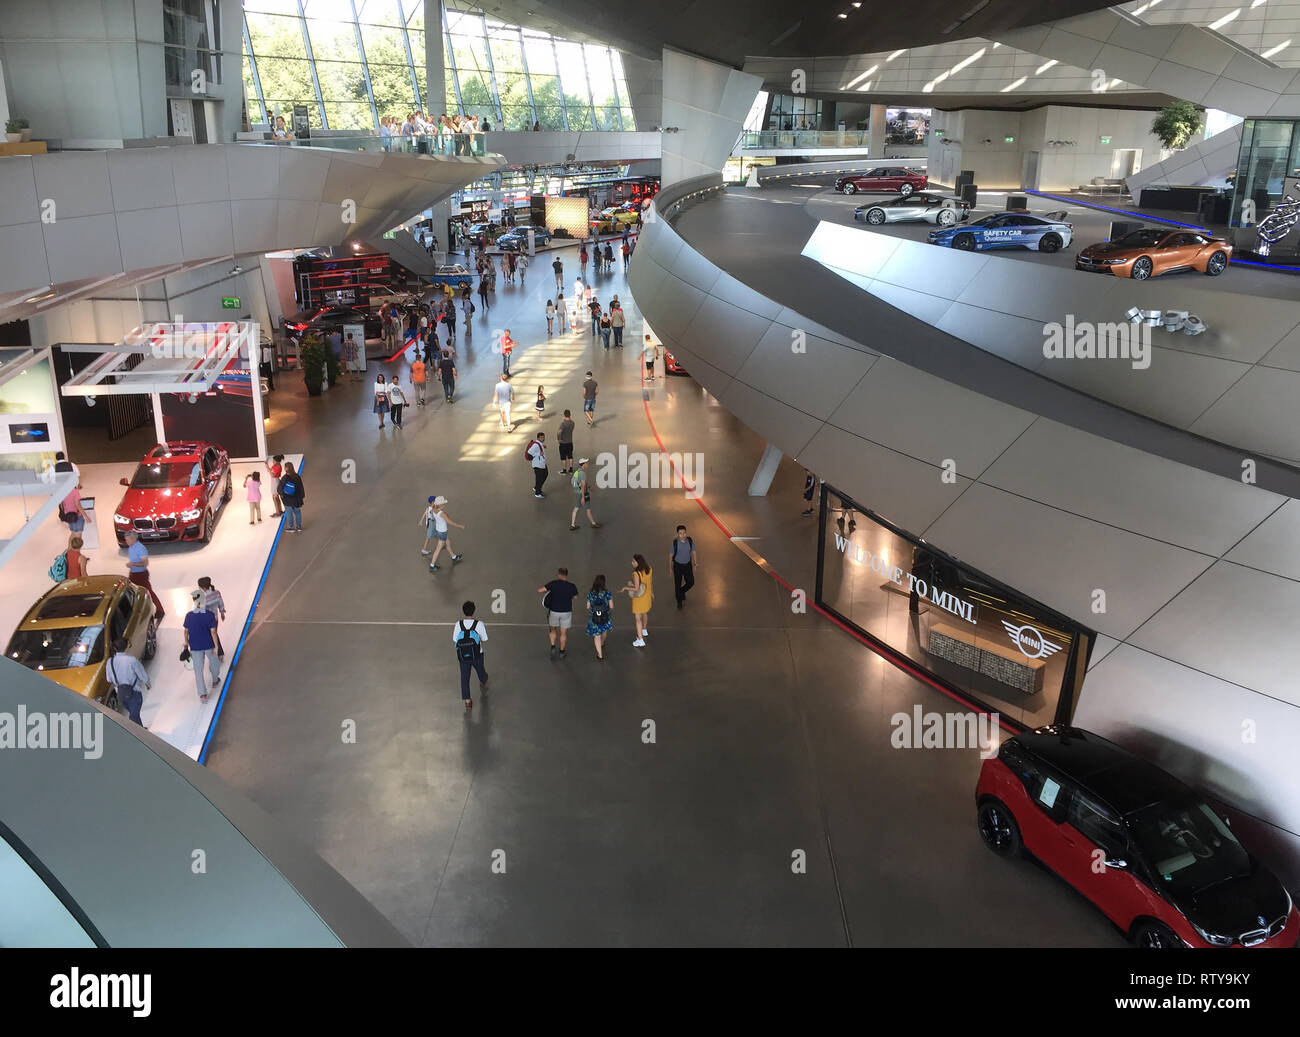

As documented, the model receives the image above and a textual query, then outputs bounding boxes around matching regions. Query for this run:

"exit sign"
[221,296,241,309]
[383,229,396,239]
[1100,135,1111,144]
[1004,136,1015,143]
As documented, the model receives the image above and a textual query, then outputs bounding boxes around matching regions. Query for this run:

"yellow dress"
[632,569,653,614]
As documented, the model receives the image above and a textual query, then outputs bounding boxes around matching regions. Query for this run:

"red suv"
[977,726,1298,948]
[113,441,232,546]
[834,167,928,196]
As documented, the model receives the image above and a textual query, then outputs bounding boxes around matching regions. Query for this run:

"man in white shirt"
[642,334,660,381]
[492,374,514,431]
[451,599,489,710]
[527,432,549,498]
[106,638,151,727]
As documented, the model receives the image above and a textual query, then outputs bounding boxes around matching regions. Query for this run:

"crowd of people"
[378,111,490,155]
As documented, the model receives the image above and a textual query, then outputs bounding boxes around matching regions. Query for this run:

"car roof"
[144,441,210,462]
[1014,726,1192,815]
[20,576,129,630]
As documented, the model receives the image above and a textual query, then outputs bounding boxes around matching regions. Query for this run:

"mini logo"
[1002,621,1063,660]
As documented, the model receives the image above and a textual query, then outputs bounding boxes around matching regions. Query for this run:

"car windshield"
[1116,229,1168,248]
[7,625,106,670]
[1127,799,1251,895]
[131,461,201,489]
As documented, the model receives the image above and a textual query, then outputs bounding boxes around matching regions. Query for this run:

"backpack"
[456,619,481,661]
[590,595,610,626]
[524,439,540,463]
[281,478,298,499]
[671,536,694,563]
[49,551,68,582]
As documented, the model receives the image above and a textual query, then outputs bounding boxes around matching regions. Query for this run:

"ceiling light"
[837,11,847,17]
[1209,8,1240,29]
[1263,39,1291,58]
[1001,76,1027,92]
[887,49,905,61]
[1036,59,1057,74]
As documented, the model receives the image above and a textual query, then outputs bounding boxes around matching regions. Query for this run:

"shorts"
[583,398,595,413]
[645,360,655,370]
[548,611,573,630]
[559,442,574,460]
[435,529,448,541]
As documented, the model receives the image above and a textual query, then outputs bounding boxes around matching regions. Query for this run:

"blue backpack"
[48,552,68,582]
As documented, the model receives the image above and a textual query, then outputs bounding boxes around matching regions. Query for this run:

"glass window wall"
[243,0,635,132]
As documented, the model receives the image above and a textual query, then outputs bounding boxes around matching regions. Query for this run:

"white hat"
[577,458,589,465]
[433,495,449,506]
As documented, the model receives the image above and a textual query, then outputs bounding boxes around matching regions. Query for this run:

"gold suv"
[5,576,158,707]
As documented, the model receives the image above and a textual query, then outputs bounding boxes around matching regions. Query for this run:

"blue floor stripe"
[197,456,305,765]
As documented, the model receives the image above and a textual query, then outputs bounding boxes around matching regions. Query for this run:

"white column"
[747,443,783,497]
[660,48,761,188]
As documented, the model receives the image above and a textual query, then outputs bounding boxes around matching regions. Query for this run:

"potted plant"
[15,118,31,142]
[299,332,326,396]
[4,118,22,144]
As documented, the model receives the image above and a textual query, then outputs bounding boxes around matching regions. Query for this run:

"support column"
[747,443,783,497]
[659,48,762,188]
[425,0,453,252]
[869,104,886,156]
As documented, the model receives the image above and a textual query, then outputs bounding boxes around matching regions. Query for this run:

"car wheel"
[143,618,158,661]
[1206,250,1228,275]
[104,687,121,714]
[202,509,214,544]
[1131,257,1153,280]
[1039,233,1062,254]
[936,208,957,226]
[977,798,1023,857]
[223,474,232,504]
[1132,920,1185,949]
[899,183,914,197]
[953,233,976,251]
[866,208,886,225]
[841,183,857,195]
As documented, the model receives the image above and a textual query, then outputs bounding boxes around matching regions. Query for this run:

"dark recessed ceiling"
[473,0,1119,66]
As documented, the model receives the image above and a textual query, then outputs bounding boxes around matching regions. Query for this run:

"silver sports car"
[854,193,972,227]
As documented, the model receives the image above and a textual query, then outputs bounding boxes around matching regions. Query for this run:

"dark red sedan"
[834,166,928,196]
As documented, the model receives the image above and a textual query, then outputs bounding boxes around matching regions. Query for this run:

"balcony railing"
[740,129,873,149]
[279,132,492,157]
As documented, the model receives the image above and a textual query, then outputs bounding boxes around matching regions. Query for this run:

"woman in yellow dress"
[622,554,653,648]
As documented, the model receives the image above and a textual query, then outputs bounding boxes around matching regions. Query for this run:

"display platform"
[0,453,302,760]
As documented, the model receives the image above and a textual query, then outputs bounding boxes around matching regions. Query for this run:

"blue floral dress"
[585,590,613,636]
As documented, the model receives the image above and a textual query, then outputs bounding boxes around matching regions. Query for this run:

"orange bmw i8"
[1075,227,1232,280]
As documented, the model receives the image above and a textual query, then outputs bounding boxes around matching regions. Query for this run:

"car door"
[1055,790,1160,929]
[862,167,887,190]
[979,214,1016,248]
[201,449,218,506]
[1155,233,1192,274]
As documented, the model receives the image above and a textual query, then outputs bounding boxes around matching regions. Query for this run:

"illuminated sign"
[1002,622,1063,660]
[833,533,975,624]
[221,297,241,309]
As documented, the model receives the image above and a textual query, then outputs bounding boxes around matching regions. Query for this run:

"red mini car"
[834,166,928,196]
[977,726,1298,948]
[113,441,232,546]
[664,349,688,375]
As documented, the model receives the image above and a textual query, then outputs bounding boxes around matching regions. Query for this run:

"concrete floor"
[204,242,1121,946]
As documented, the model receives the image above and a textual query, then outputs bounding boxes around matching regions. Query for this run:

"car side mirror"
[1104,857,1128,870]
[120,477,130,487]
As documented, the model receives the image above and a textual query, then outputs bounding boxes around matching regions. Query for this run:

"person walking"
[477,274,490,312]
[427,496,465,571]
[569,458,600,529]
[451,600,489,711]
[579,244,588,270]
[182,589,221,703]
[589,296,601,337]
[621,239,631,270]
[518,252,529,285]
[492,373,514,431]
[545,298,556,336]
[585,574,614,660]
[266,455,285,517]
[411,355,427,406]
[552,255,564,293]
[581,371,598,427]
[556,290,569,332]
[538,566,579,659]
[557,409,575,474]
[278,461,305,533]
[197,575,227,659]
[599,310,612,350]
[438,349,458,402]
[534,384,546,422]
[669,524,697,609]
[642,335,659,382]
[244,470,263,523]
[418,495,439,555]
[106,637,150,726]
[610,304,625,347]
[123,531,165,619]
[622,555,653,648]
[373,373,390,428]
[388,375,408,429]
[526,432,549,498]
[603,242,615,271]
[500,329,515,377]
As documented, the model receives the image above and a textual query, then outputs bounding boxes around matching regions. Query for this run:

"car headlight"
[114,513,131,525]
[180,508,203,522]
[1190,921,1234,947]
